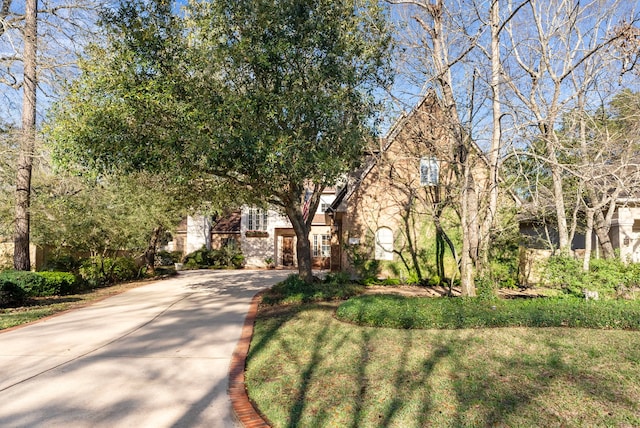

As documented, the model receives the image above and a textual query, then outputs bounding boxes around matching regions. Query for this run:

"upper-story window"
[247,208,268,231]
[420,156,439,186]
[320,202,330,213]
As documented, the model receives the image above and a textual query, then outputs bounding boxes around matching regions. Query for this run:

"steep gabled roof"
[328,90,447,212]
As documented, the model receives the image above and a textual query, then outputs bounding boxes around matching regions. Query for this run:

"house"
[175,91,488,277]
[519,199,640,285]
[239,192,335,268]
[173,189,337,269]
[325,91,473,276]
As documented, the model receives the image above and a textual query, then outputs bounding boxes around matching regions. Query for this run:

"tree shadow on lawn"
[448,331,640,427]
[249,303,640,427]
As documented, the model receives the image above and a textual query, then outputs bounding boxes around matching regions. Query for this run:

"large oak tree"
[50,0,392,282]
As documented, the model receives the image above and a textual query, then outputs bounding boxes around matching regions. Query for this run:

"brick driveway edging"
[228,289,271,428]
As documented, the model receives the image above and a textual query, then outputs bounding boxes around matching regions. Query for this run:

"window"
[633,219,640,233]
[247,208,268,231]
[313,234,331,257]
[375,227,394,260]
[222,238,239,250]
[420,156,439,186]
[320,202,330,213]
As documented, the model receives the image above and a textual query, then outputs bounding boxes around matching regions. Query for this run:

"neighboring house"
[611,201,640,263]
[519,199,640,285]
[0,240,43,270]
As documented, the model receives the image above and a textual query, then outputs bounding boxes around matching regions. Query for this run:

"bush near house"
[36,271,81,295]
[261,273,365,306]
[182,245,244,270]
[155,250,182,266]
[42,253,83,273]
[0,271,42,306]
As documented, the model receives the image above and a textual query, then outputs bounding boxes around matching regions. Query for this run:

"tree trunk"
[14,0,37,271]
[427,0,477,296]
[460,176,477,296]
[584,184,616,259]
[478,0,502,275]
[286,205,313,283]
[592,209,615,259]
[547,140,570,254]
[583,208,594,271]
[145,226,164,274]
[435,228,445,282]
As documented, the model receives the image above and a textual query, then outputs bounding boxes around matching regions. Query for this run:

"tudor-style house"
[172,91,488,276]
[325,91,490,276]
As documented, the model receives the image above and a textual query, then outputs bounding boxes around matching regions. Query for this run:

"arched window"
[375,227,394,260]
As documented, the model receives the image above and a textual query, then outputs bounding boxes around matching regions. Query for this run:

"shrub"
[183,258,200,270]
[79,256,139,287]
[323,271,352,285]
[183,246,210,268]
[544,256,640,298]
[0,271,48,306]
[486,223,520,289]
[109,257,139,282]
[183,244,245,269]
[336,294,640,330]
[36,271,81,295]
[361,277,401,286]
[155,250,182,266]
[261,274,365,306]
[42,253,81,273]
[209,243,245,269]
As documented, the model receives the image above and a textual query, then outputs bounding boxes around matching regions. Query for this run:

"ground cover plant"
[336,294,640,330]
[247,301,640,428]
[260,273,365,306]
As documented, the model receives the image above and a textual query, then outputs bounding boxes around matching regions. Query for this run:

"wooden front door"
[282,236,294,266]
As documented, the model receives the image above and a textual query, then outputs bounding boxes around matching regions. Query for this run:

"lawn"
[246,301,640,428]
[0,280,148,330]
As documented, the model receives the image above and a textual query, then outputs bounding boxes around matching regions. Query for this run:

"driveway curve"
[0,269,290,428]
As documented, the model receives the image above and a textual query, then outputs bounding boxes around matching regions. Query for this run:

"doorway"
[282,236,294,266]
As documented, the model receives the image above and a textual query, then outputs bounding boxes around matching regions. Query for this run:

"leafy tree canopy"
[48,0,393,280]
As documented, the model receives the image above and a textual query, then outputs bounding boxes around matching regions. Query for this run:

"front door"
[282,236,294,266]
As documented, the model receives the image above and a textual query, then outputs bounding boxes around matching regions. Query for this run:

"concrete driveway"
[0,269,290,428]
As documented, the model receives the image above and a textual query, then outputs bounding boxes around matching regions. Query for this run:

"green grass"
[0,280,147,330]
[247,302,640,428]
[336,294,640,330]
